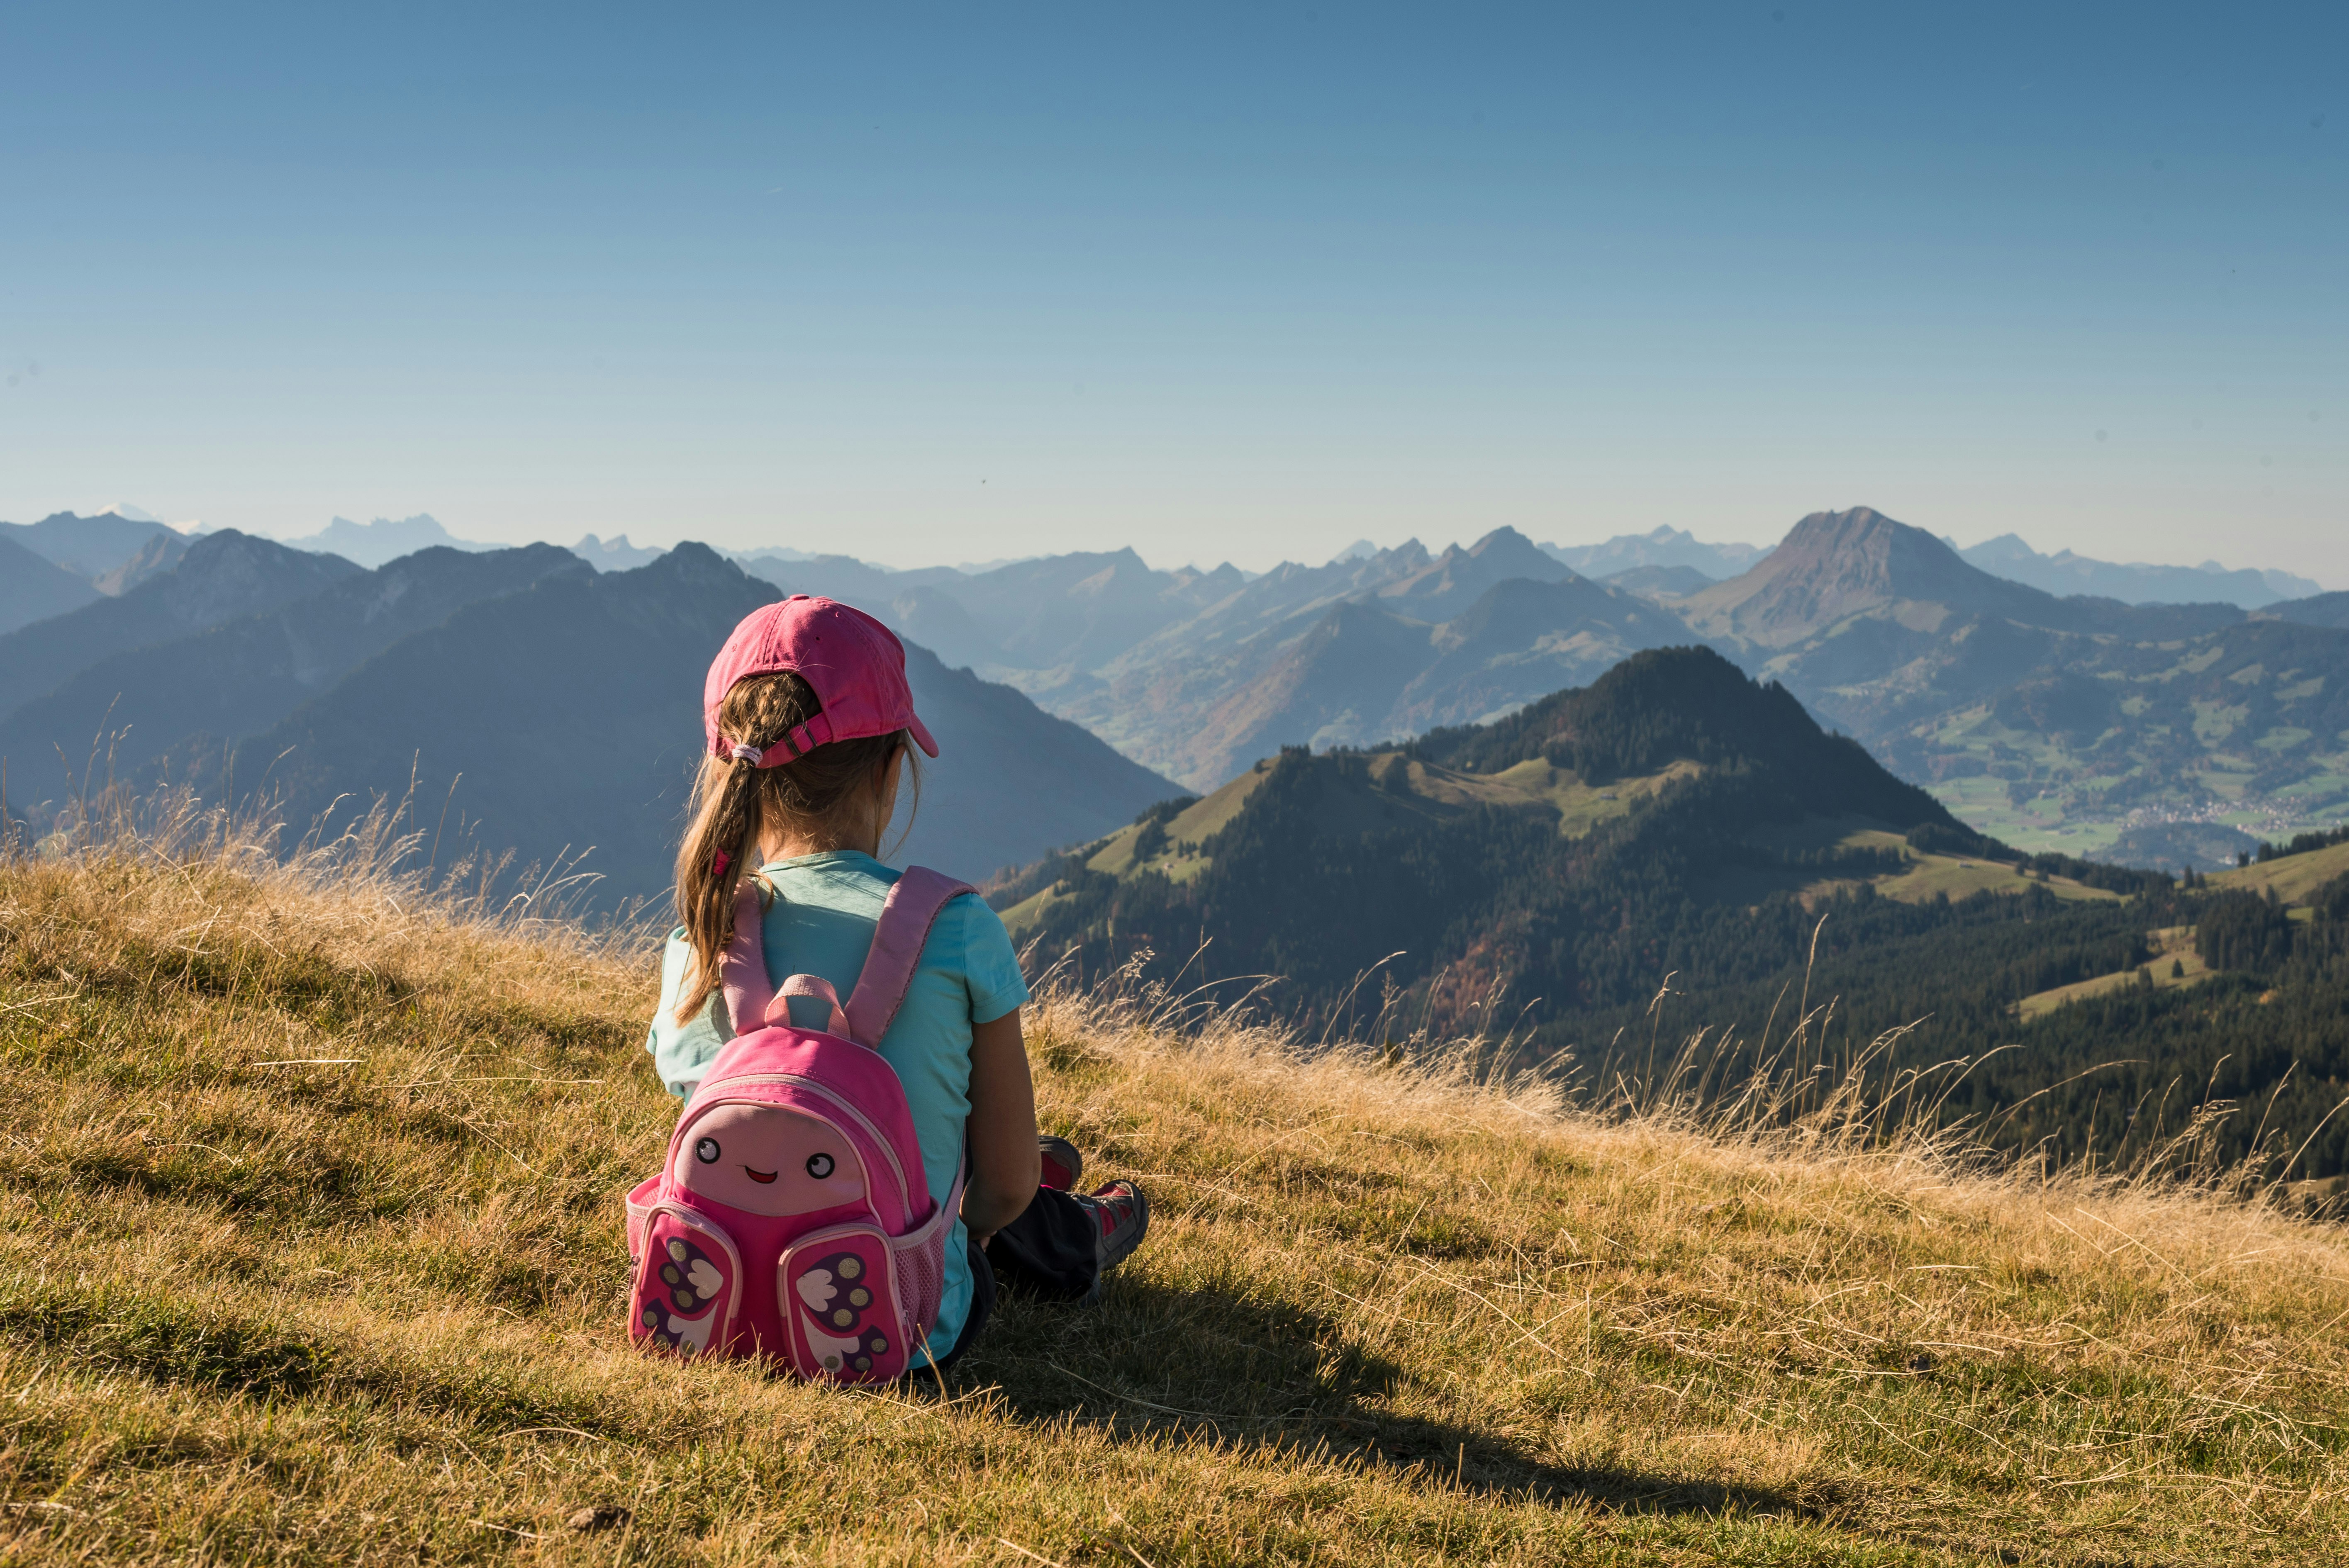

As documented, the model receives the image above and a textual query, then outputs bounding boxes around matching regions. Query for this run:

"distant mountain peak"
[280,513,495,568]
[1539,526,1769,580]
[645,539,747,584]
[2,509,185,583]
[91,530,188,596]
[1771,506,1967,587]
[1778,504,1907,551]
[569,533,667,572]
[1954,532,2320,609]
[1466,524,1533,550]
[1681,506,2047,649]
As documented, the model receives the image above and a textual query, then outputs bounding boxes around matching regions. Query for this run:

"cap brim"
[907,713,940,758]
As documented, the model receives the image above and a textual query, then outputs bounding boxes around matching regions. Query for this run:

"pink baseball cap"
[703,595,939,766]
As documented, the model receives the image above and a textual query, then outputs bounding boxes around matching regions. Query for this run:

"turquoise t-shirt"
[644,850,1030,1362]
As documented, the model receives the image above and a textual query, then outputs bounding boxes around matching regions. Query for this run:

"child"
[644,593,1149,1368]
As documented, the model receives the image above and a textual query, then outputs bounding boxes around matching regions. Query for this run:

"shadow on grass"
[0,1281,626,1439]
[943,1272,1829,1522]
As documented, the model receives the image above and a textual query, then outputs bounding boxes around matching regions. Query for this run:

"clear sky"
[2,4,2342,580]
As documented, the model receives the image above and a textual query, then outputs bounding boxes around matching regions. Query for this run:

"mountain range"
[1536,525,1771,582]
[736,528,1692,789]
[0,543,578,811]
[570,533,668,571]
[2263,591,2349,631]
[8,502,2340,872]
[0,538,1175,901]
[1673,508,2349,859]
[277,513,497,567]
[0,510,193,632]
[210,546,1178,897]
[11,500,2345,1186]
[729,509,2349,854]
[1954,533,2322,608]
[1,509,189,583]
[0,530,362,722]
[266,514,670,574]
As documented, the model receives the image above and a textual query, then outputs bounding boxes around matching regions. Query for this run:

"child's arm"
[962,1007,1042,1246]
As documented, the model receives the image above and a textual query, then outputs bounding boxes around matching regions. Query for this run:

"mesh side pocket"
[890,1230,948,1345]
[624,1174,662,1264]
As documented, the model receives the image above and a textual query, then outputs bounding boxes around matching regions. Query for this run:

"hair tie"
[710,850,731,879]
[729,742,763,764]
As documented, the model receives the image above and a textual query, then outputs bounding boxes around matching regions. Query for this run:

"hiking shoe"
[1037,1134,1083,1193]
[1072,1180,1149,1303]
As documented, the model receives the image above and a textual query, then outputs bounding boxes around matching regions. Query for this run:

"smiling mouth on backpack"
[744,1166,778,1184]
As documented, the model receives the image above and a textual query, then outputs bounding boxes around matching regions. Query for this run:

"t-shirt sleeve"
[957,897,1031,1025]
[646,927,734,1098]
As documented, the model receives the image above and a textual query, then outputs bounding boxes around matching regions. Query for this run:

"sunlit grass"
[2,812,2346,1564]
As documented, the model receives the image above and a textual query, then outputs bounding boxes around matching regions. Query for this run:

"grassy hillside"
[2210,838,2349,904]
[5,834,2349,1563]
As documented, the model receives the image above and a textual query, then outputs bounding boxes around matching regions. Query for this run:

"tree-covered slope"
[996,647,1989,1014]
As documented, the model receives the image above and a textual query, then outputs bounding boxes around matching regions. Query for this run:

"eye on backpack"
[624,867,973,1382]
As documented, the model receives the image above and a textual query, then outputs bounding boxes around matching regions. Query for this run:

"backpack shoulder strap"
[844,866,976,1048]
[717,874,777,1035]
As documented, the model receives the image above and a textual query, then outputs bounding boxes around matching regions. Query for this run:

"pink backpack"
[624,866,973,1381]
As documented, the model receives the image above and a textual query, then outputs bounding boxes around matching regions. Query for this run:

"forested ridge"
[997,648,2349,1181]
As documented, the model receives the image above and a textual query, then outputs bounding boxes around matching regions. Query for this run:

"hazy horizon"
[5,6,2342,579]
[20,502,2337,589]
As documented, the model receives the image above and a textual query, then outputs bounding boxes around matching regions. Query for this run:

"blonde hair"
[672,671,917,1023]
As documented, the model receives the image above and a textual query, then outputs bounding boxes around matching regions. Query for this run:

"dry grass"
[1,823,2347,1565]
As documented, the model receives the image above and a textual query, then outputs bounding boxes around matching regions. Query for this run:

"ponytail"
[672,671,918,1023]
[671,748,768,1027]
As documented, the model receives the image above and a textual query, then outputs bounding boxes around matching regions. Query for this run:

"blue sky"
[2,3,2342,579]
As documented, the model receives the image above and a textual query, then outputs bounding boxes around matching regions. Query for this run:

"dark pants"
[935,1186,1098,1367]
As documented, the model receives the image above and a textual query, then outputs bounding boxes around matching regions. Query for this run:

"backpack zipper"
[684,1074,912,1204]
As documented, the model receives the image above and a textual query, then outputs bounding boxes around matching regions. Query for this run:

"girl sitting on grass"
[644,594,1149,1368]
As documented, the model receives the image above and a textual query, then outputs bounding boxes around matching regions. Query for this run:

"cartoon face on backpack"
[671,1100,868,1216]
